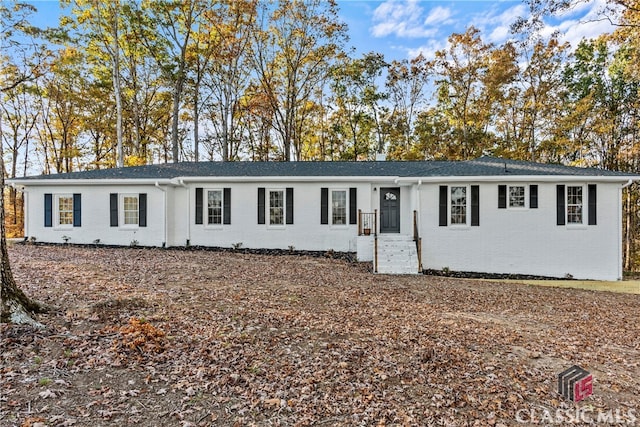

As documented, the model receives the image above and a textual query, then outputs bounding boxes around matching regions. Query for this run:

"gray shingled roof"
[12,156,637,181]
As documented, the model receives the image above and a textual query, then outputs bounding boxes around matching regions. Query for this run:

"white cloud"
[424,6,453,26]
[471,3,528,43]
[540,0,616,48]
[488,25,511,43]
[406,38,448,61]
[371,0,447,38]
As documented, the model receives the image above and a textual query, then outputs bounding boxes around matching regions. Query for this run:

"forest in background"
[1,0,639,270]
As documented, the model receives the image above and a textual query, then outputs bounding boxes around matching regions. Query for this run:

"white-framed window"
[450,186,467,225]
[122,194,139,226]
[55,194,73,227]
[567,185,583,224]
[207,189,223,225]
[508,185,526,208]
[269,189,284,225]
[331,190,347,225]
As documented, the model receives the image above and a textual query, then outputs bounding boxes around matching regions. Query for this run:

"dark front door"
[380,187,400,233]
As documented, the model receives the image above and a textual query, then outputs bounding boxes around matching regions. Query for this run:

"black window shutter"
[471,185,479,226]
[529,185,538,209]
[110,193,118,227]
[556,185,565,226]
[139,193,147,227]
[73,193,81,227]
[223,188,231,225]
[498,185,507,209]
[439,186,447,227]
[44,193,52,227]
[195,188,203,225]
[286,187,294,224]
[588,184,597,225]
[258,188,265,224]
[349,187,357,225]
[320,188,328,224]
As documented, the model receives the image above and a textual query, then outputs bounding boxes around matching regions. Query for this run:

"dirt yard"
[1,245,639,426]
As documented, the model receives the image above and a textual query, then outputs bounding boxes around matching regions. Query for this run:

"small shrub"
[130,239,139,247]
[232,242,243,250]
[61,235,70,244]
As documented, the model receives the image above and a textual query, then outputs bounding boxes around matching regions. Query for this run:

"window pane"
[567,186,583,224]
[332,190,346,225]
[509,186,525,207]
[450,186,467,224]
[269,190,284,225]
[123,196,138,225]
[58,196,73,225]
[207,190,222,225]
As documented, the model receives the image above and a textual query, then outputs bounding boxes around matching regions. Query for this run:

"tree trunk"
[112,4,124,168]
[171,83,182,163]
[194,87,199,162]
[0,116,45,326]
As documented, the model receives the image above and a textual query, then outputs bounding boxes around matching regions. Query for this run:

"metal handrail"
[358,210,377,236]
[413,210,423,272]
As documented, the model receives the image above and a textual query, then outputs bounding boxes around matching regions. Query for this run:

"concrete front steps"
[375,234,420,275]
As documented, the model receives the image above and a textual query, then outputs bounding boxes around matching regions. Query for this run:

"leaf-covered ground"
[1,245,639,426]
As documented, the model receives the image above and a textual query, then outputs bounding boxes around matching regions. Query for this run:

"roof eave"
[396,175,640,183]
[8,178,175,186]
[8,174,640,187]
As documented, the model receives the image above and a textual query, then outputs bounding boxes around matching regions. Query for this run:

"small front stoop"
[375,234,420,275]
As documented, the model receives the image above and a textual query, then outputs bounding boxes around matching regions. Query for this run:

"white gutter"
[154,182,168,248]
[7,178,174,186]
[395,175,640,184]
[621,179,635,189]
[171,176,402,184]
[10,174,640,187]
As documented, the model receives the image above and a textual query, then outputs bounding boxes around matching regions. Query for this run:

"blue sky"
[339,0,616,61]
[26,0,615,62]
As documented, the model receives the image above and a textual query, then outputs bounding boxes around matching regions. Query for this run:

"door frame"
[379,187,401,233]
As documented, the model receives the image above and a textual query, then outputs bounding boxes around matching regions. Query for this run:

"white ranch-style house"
[9,156,639,280]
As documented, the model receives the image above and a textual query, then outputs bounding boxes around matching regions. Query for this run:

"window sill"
[565,224,588,230]
[267,224,286,230]
[204,224,224,230]
[448,224,471,230]
[330,223,349,229]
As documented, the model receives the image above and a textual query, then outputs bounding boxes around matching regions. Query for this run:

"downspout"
[154,182,167,248]
[177,179,190,245]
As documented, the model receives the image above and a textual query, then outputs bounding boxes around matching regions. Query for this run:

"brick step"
[375,235,420,274]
